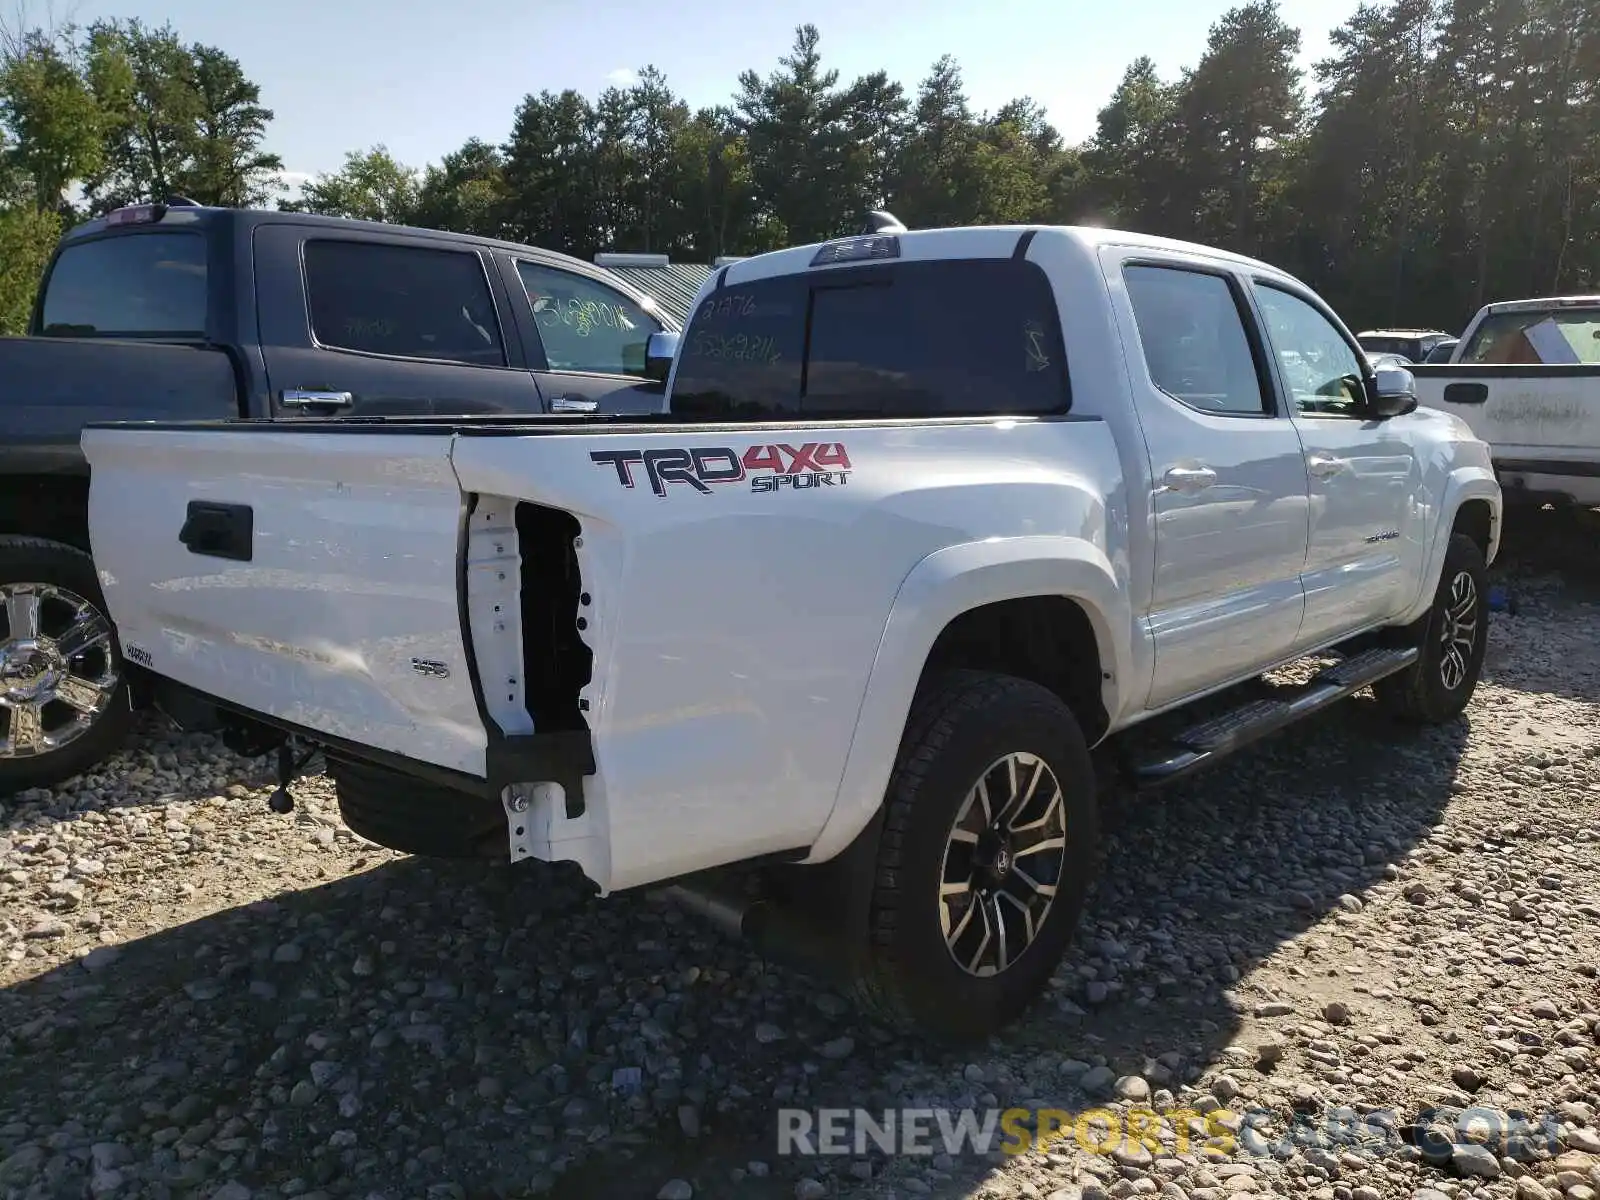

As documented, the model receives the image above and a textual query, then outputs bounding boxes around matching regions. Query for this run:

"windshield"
[38,231,208,338]
[1459,308,1600,365]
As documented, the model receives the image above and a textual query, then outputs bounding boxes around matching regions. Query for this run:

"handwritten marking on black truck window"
[1025,320,1051,372]
[697,293,758,320]
[589,443,852,498]
[532,296,636,338]
[689,331,782,365]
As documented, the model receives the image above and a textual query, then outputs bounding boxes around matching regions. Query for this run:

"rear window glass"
[670,257,1069,419]
[39,232,207,337]
[1459,310,1600,365]
[1358,337,1418,359]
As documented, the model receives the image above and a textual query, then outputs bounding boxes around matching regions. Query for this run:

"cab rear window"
[670,257,1070,419]
[38,232,208,338]
[1459,309,1600,365]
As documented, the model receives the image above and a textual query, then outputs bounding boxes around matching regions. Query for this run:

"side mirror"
[644,331,679,384]
[1367,365,1419,418]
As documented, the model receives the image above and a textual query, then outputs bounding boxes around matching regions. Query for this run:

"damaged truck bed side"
[82,224,1501,1038]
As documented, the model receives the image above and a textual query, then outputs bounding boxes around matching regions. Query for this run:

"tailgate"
[1417,369,1600,460]
[82,425,489,776]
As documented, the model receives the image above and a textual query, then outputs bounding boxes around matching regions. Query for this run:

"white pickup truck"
[79,224,1501,1039]
[1412,294,1600,509]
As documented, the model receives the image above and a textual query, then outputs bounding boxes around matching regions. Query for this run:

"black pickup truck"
[0,200,681,794]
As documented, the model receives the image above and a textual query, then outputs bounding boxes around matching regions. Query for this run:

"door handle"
[1161,465,1218,494]
[179,501,253,562]
[1307,452,1346,478]
[281,389,354,409]
[549,395,597,413]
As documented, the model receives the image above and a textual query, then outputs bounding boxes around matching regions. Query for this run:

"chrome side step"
[1125,646,1419,787]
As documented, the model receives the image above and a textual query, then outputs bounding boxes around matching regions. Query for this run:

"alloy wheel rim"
[1437,570,1479,692]
[0,583,118,759]
[938,751,1069,978]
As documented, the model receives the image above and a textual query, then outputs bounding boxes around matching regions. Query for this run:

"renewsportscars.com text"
[776,1104,1565,1160]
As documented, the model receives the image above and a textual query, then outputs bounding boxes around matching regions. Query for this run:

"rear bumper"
[1495,457,1600,506]
[144,669,594,802]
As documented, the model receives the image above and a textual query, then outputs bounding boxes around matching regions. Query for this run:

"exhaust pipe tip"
[656,880,853,986]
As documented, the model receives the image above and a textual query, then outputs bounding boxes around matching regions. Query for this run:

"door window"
[303,240,506,367]
[1122,265,1270,416]
[517,262,661,377]
[1254,285,1367,417]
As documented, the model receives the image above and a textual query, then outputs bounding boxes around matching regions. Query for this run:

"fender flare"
[803,535,1130,863]
[1398,466,1502,626]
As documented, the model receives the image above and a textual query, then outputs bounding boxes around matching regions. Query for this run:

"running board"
[1125,646,1419,787]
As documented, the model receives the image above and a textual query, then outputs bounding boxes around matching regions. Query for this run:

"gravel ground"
[2,510,1598,1200]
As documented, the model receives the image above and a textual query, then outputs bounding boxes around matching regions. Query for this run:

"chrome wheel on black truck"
[854,670,1100,1040]
[0,536,133,794]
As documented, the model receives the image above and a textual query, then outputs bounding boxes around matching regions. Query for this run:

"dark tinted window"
[1123,265,1269,416]
[40,232,207,337]
[672,280,808,417]
[1359,336,1419,360]
[304,240,505,366]
[670,258,1069,419]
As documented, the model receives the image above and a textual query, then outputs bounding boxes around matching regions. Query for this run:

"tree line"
[2,1,1597,337]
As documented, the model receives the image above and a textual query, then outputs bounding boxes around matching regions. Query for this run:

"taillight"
[105,204,165,227]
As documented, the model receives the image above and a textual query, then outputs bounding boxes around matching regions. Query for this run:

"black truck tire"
[328,755,506,858]
[0,536,133,795]
[853,670,1100,1040]
[1373,533,1490,725]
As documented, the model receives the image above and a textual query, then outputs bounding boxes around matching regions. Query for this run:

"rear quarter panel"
[451,417,1126,890]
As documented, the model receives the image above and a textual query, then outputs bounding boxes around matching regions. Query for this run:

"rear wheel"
[0,536,133,795]
[328,755,506,858]
[853,670,1100,1040]
[1373,533,1489,724]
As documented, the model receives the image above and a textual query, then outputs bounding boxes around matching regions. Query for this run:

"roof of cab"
[1479,294,1600,314]
[710,223,1300,291]
[1358,328,1452,338]
[58,202,682,324]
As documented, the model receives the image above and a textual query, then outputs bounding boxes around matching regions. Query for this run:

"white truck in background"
[1412,295,1600,510]
[80,223,1501,1040]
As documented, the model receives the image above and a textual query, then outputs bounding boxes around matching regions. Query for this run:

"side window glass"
[1254,285,1367,417]
[517,262,662,377]
[304,240,506,366]
[1122,265,1269,416]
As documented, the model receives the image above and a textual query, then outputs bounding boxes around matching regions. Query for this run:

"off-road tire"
[328,755,506,858]
[1373,532,1489,725]
[852,670,1100,1040]
[0,536,134,795]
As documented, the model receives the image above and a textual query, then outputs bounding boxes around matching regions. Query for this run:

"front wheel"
[853,670,1100,1040]
[0,536,133,795]
[1373,532,1489,724]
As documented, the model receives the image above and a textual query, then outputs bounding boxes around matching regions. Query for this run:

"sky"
[42,0,1360,197]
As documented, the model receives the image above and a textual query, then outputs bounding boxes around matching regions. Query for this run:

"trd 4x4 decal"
[590,443,852,497]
